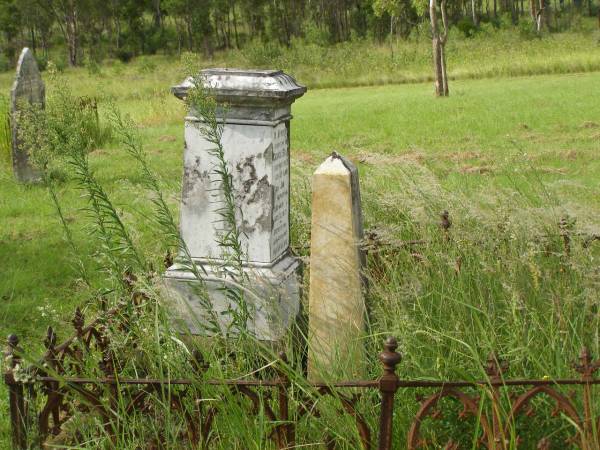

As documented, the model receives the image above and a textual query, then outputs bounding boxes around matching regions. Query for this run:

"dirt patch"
[537,167,567,174]
[562,150,580,160]
[158,135,177,142]
[459,165,492,174]
[293,151,317,165]
[444,151,482,162]
[581,121,599,129]
[353,151,426,166]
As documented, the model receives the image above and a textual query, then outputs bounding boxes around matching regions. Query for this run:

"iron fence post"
[377,337,401,450]
[574,347,600,450]
[5,334,27,449]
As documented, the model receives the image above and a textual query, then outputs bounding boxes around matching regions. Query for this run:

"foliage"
[0,0,597,69]
[16,71,107,173]
[108,106,221,335]
[0,94,10,166]
[184,65,252,337]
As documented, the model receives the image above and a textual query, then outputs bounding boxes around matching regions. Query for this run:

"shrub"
[51,57,68,72]
[35,54,49,71]
[455,17,479,38]
[518,19,542,39]
[302,20,331,46]
[116,48,135,63]
[17,75,112,174]
[241,39,283,67]
[85,55,102,76]
[0,53,10,72]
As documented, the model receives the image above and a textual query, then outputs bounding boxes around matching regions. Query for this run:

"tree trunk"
[185,15,193,51]
[232,1,240,49]
[153,0,162,28]
[440,41,449,95]
[536,0,545,31]
[472,0,479,24]
[430,0,450,96]
[66,10,78,66]
[30,27,36,53]
[115,16,121,50]
[432,38,443,95]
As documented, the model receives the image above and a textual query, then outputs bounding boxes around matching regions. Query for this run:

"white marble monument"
[165,69,306,341]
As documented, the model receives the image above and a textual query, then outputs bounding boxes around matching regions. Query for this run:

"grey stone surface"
[173,69,306,122]
[165,254,301,340]
[164,69,306,341]
[10,48,44,183]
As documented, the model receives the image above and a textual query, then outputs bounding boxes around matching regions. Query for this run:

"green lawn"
[1,64,599,446]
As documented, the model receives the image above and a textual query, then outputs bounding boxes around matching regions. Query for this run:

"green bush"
[455,17,479,38]
[0,53,11,72]
[302,20,331,46]
[242,39,283,67]
[518,19,542,39]
[85,55,102,76]
[116,48,135,63]
[35,54,49,71]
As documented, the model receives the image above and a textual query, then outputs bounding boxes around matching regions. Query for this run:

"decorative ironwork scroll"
[5,319,599,450]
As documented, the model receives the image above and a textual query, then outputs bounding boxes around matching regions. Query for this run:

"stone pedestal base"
[163,254,302,341]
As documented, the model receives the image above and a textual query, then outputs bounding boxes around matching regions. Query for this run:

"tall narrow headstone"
[10,48,44,183]
[165,69,306,341]
[307,152,366,380]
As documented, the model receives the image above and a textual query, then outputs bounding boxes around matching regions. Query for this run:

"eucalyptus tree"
[429,0,449,96]
[35,0,86,66]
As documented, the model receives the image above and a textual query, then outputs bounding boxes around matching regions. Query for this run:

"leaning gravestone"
[307,152,366,381]
[10,48,44,183]
[165,69,306,341]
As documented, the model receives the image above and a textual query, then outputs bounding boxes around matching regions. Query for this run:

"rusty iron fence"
[4,301,599,450]
[362,211,600,256]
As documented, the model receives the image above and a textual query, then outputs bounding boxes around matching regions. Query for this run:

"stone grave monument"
[165,69,306,341]
[307,152,366,380]
[10,48,44,183]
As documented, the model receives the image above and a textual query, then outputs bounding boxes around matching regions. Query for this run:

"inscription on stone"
[271,123,290,260]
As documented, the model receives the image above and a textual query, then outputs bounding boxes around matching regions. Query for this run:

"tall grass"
[1,43,599,447]
[10,97,599,450]
[0,94,10,166]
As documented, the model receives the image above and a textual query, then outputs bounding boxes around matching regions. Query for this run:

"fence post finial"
[378,336,401,450]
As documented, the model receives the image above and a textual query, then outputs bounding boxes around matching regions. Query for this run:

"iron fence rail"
[4,323,599,449]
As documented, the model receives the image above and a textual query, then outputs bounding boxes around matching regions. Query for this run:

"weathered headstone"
[307,152,366,380]
[10,48,44,183]
[165,69,306,341]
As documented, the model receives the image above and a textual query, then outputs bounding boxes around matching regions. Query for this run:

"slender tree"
[430,0,449,96]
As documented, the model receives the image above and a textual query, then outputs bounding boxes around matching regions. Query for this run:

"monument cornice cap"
[172,68,307,103]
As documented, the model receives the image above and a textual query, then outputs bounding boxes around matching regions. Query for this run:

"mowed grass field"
[1,52,600,446]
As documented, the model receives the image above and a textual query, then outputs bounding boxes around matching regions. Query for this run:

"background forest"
[0,0,597,72]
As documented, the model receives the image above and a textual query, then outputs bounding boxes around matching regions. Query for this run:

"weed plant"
[183,68,252,338]
[0,94,10,166]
